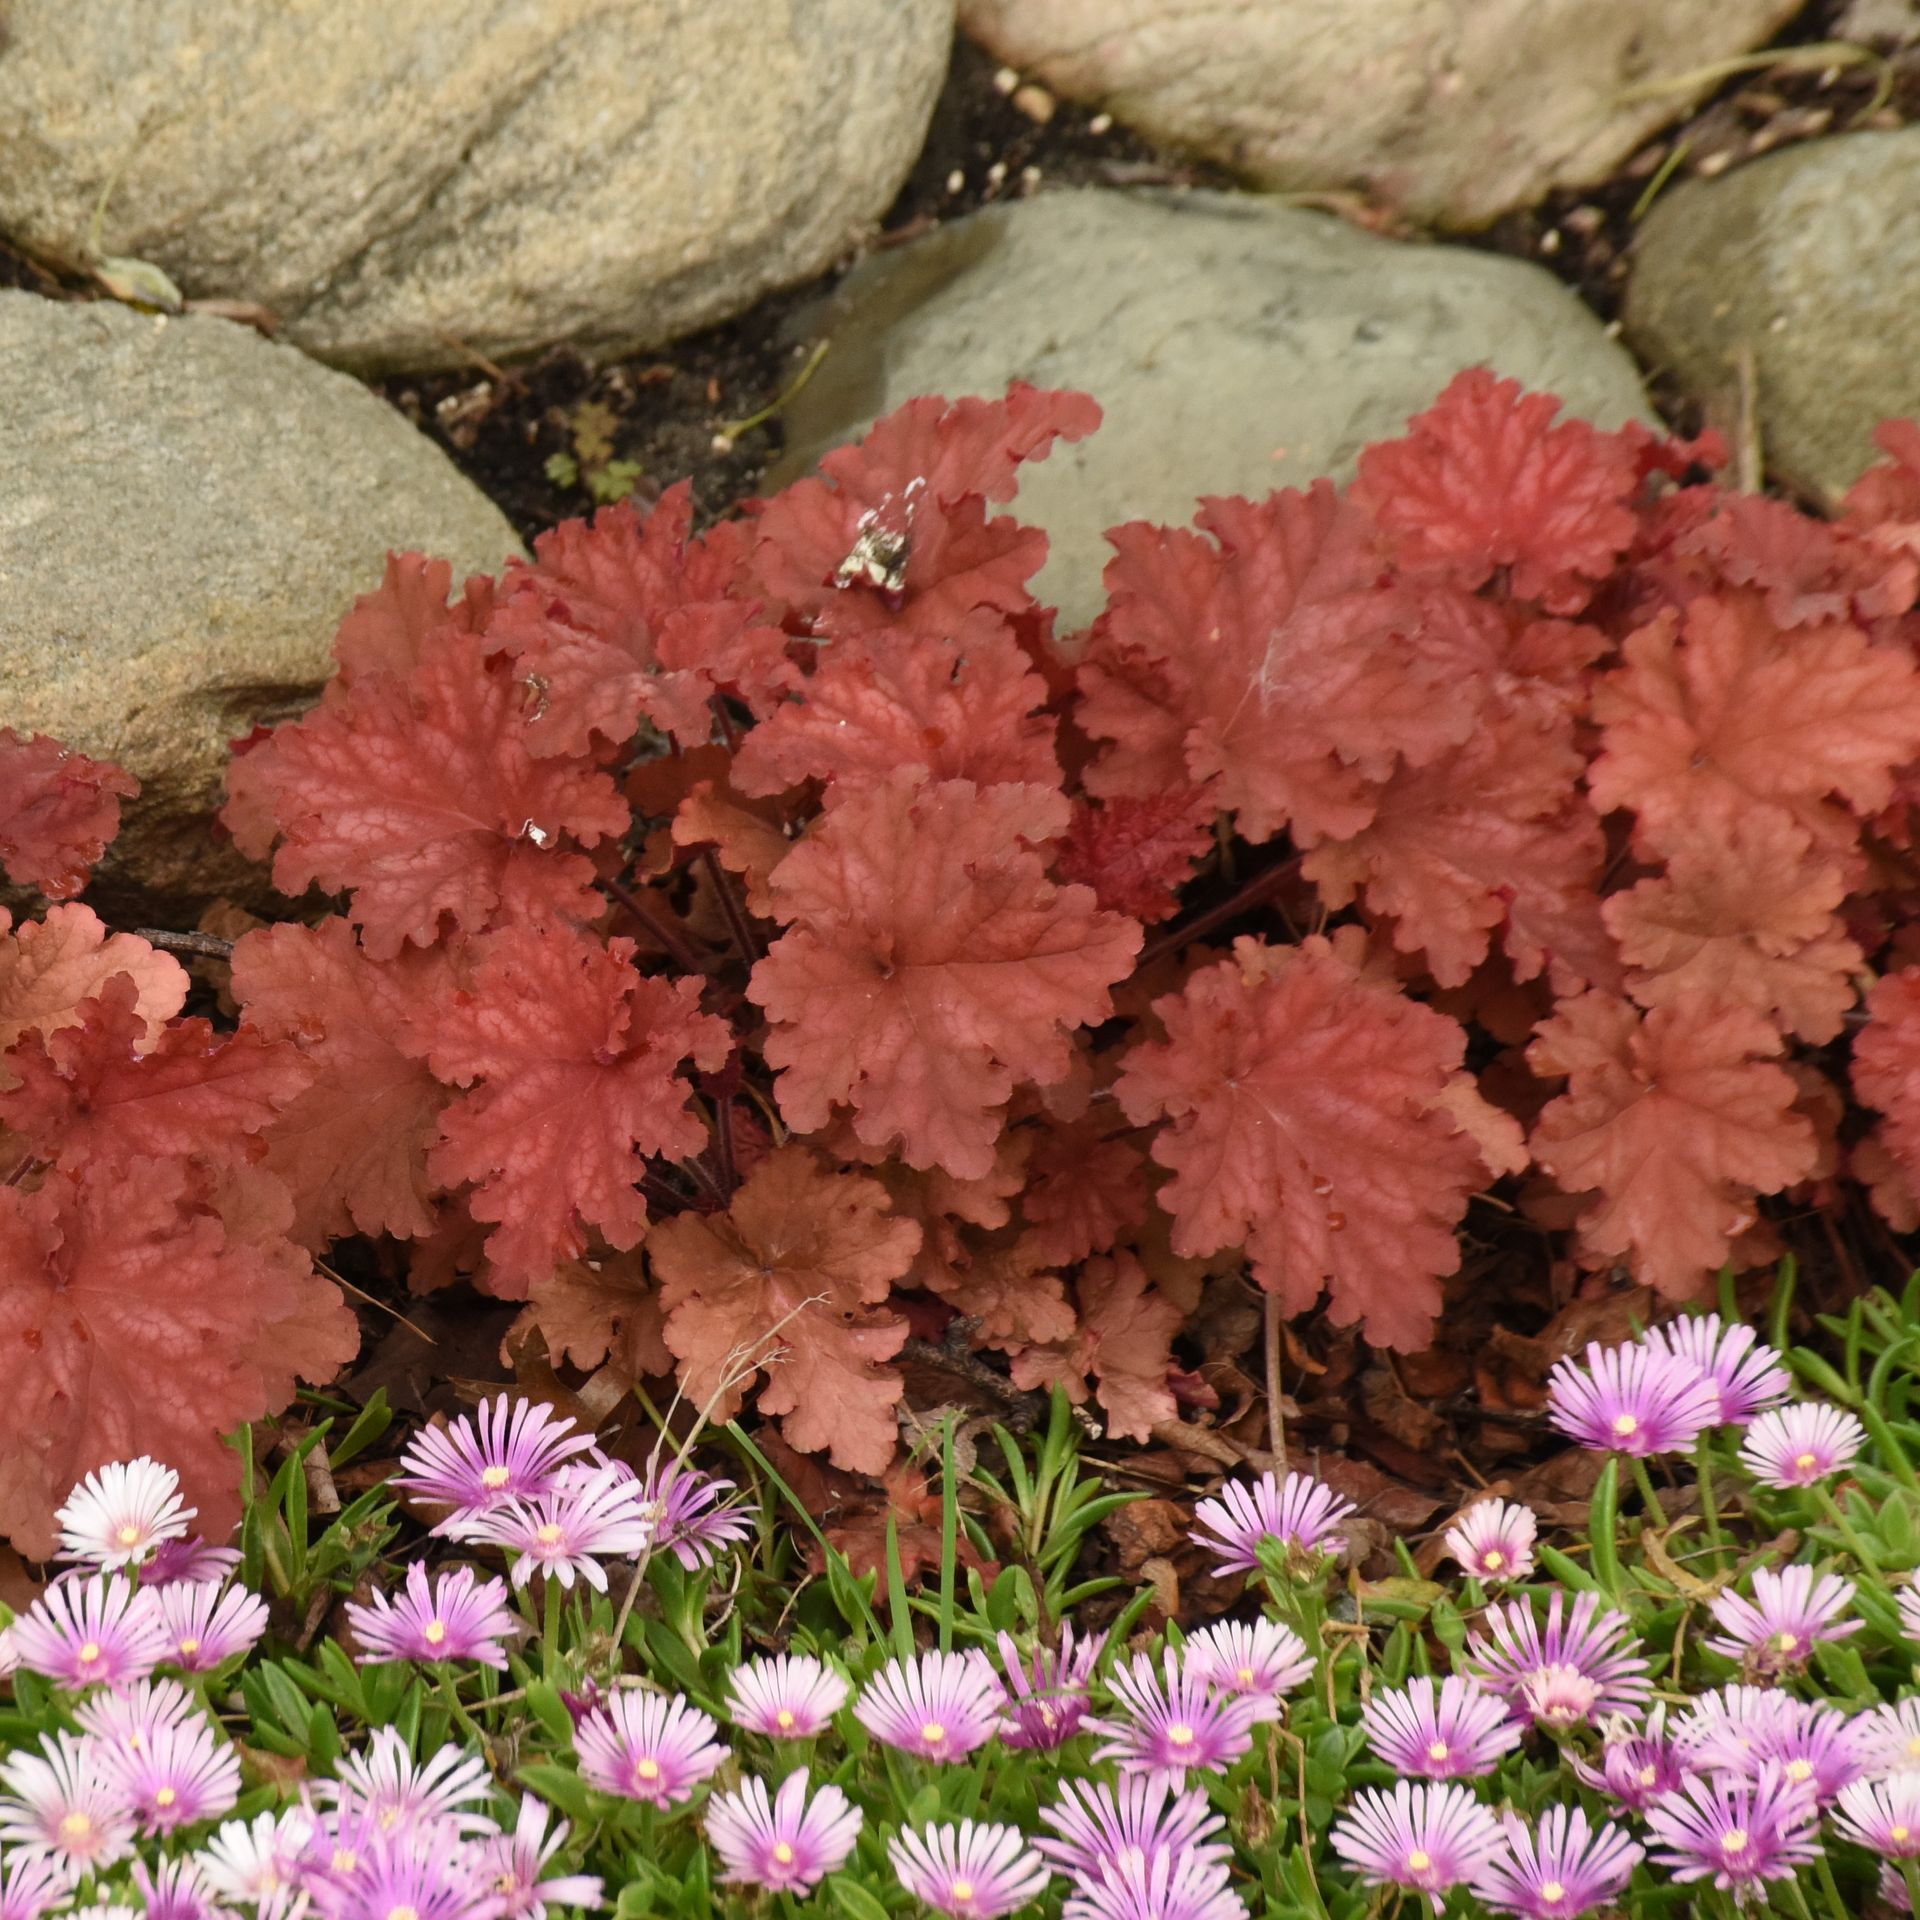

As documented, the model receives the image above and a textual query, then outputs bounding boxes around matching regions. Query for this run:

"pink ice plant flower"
[1062,1850,1248,1920]
[1180,1618,1312,1705]
[395,1394,599,1522]
[1086,1648,1269,1783]
[139,1539,243,1588]
[195,1804,317,1910]
[1705,1564,1859,1674]
[1739,1403,1866,1489]
[1861,1699,1920,1776]
[1643,1314,1791,1425]
[1330,1781,1505,1894]
[997,1624,1105,1749]
[574,1690,727,1807]
[105,1715,240,1835]
[7,1571,168,1690]
[74,1678,199,1759]
[478,1798,604,1920]
[1471,1806,1644,1919]
[1442,1498,1538,1582]
[1466,1591,1651,1728]
[129,1859,220,1920]
[55,1460,195,1571]
[320,1728,495,1839]
[1678,1688,1872,1805]
[460,1462,654,1591]
[1644,1763,1820,1898]
[705,1770,862,1895]
[0,1731,137,1873]
[306,1825,508,1920]
[152,1579,270,1672]
[1546,1340,1721,1456]
[344,1563,517,1668]
[625,1455,754,1570]
[1898,1585,1920,1651]
[0,1852,74,1920]
[728,1653,850,1739]
[1568,1705,1688,1811]
[1836,1774,1920,1858]
[1360,1676,1524,1779]
[855,1650,1006,1763]
[1036,1776,1230,1882]
[1189,1470,1354,1573]
[889,1820,1051,1919]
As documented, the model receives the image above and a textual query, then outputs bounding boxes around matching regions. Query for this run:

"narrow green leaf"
[885,1514,915,1663]
[938,1418,958,1656]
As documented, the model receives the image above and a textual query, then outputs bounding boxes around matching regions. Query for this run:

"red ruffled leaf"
[0,730,138,900]
[1053,789,1217,925]
[1008,1251,1182,1443]
[1850,968,1920,1220]
[328,551,499,692]
[0,906,186,1061]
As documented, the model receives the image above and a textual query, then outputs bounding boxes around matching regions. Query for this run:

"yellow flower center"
[1612,1413,1639,1439]
[177,1636,200,1656]
[1407,1851,1432,1874]
[1908,1737,1920,1759]
[481,1465,511,1490]
[1723,1830,1749,1857]
[1427,1741,1450,1763]
[1483,1550,1505,1570]
[1541,1883,1566,1905]
[636,1758,661,1782]
[1795,1452,1818,1471]
[1786,1760,1813,1783]
[776,1709,796,1730]
[60,1812,92,1842]
[535,1523,564,1546]
[1638,1765,1658,1786]
[1236,1667,1255,1687]
[952,1881,976,1905]
[155,1787,177,1808]
[389,1905,421,1920]
[78,1641,101,1665]
[333,1851,359,1873]
[117,1523,144,1546]
[1896,1827,1912,1845]
[1773,1632,1799,1653]
[424,1620,448,1645]
[921,1722,947,1746]
[773,1841,796,1865]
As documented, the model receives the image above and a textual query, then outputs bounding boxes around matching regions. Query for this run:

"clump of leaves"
[13,376,1920,1553]
[545,399,644,506]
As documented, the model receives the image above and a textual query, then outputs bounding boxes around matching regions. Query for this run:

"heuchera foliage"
[12,374,1920,1552]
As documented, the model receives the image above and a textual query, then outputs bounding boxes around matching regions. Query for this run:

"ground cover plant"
[6,1299,1920,1920]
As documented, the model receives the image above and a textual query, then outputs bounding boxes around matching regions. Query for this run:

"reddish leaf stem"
[602,875,708,977]
[701,850,763,965]
[1138,856,1301,971]
[134,928,236,960]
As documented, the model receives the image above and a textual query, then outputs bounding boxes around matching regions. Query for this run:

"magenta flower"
[322,1728,495,1838]
[152,1580,269,1672]
[1036,1777,1229,1882]
[1360,1676,1523,1779]
[479,1798,604,1920]
[855,1651,1005,1763]
[7,1571,168,1689]
[0,1850,75,1920]
[306,1825,507,1920]
[1465,1591,1651,1728]
[889,1820,1051,1919]
[1568,1707,1689,1810]
[575,1690,727,1807]
[1471,1806,1644,1919]
[0,1731,136,1873]
[74,1677,198,1757]
[1643,1315,1790,1425]
[56,1460,195,1571]
[195,1806,317,1909]
[1860,1698,1920,1776]
[1086,1648,1268,1783]
[628,1456,754,1570]
[1189,1470,1354,1573]
[1330,1781,1504,1894]
[1679,1688,1871,1806]
[1836,1774,1920,1858]
[996,1625,1104,1749]
[460,1461,654,1591]
[706,1770,862,1894]
[1899,1585,1920,1650]
[1180,1619,1312,1705]
[104,1715,240,1835]
[139,1539,242,1589]
[395,1394,598,1523]
[345,1563,517,1668]
[1644,1763,1820,1896]
[1442,1499,1538,1582]
[1062,1850,1247,1920]
[728,1653,850,1739]
[1739,1403,1866,1489]
[1546,1340,1721,1456]
[129,1858,219,1920]
[1705,1565,1858,1674]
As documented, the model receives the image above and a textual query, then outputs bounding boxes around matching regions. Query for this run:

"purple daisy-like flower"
[1465,1591,1651,1728]
[626,1455,754,1570]
[1860,1698,1920,1776]
[1330,1781,1505,1894]
[1086,1648,1268,1783]
[728,1654,850,1740]
[459,1463,653,1592]
[996,1624,1104,1749]
[706,1770,862,1894]
[394,1394,599,1523]
[1705,1564,1859,1674]
[1360,1676,1523,1780]
[1036,1777,1230,1882]
[1189,1470,1355,1574]
[74,1677,199,1757]
[1739,1403,1866,1490]
[1180,1619,1311,1706]
[344,1563,517,1669]
[1644,1315,1791,1426]
[129,1858,219,1920]
[152,1580,269,1673]
[7,1571,168,1690]
[1062,1850,1247,1920]
[104,1716,240,1835]
[321,1728,495,1839]
[0,1850,75,1920]
[1836,1774,1920,1858]
[855,1651,1006,1763]
[1567,1705,1690,1810]
[306,1825,507,1920]
[1679,1688,1872,1806]
[55,1460,195,1571]
[195,1805,317,1910]
[0,1731,136,1873]
[889,1820,1051,1919]
[138,1539,243,1589]
[1546,1340,1721,1457]
[479,1798,604,1920]
[1471,1806,1644,1919]
[575,1690,727,1807]
[1442,1499,1538,1583]
[1645,1763,1820,1898]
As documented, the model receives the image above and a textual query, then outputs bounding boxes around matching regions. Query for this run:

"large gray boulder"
[1625,130,1920,504]
[0,294,520,917]
[773,189,1655,626]
[959,0,1800,228]
[0,0,954,375]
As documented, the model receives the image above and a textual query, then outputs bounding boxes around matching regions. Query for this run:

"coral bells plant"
[19,374,1920,1547]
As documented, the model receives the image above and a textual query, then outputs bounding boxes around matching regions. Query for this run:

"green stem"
[1814,1852,1851,1920]
[1693,1433,1727,1567]
[1630,1456,1671,1530]
[543,1572,563,1681]
[437,1665,491,1755]
[1815,1484,1884,1575]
